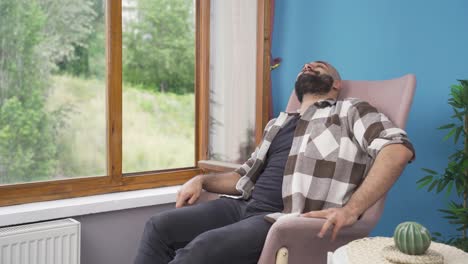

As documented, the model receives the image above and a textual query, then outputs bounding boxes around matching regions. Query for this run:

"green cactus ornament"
[394,222,432,255]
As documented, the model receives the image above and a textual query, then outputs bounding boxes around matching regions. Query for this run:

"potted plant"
[418,79,468,252]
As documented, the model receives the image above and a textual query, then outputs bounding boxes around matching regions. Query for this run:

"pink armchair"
[198,74,416,264]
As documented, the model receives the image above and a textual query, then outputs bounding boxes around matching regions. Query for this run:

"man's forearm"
[344,144,414,217]
[199,171,242,195]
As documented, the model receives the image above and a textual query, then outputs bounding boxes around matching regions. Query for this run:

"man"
[134,61,415,264]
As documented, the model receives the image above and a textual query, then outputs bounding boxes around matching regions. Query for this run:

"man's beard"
[294,72,334,103]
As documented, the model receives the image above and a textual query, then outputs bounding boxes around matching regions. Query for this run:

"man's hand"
[175,175,203,208]
[301,207,359,241]
[175,171,241,208]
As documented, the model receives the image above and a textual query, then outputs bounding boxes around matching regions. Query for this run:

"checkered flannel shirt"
[233,98,415,222]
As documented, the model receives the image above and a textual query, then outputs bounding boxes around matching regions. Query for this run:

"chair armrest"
[258,216,372,264]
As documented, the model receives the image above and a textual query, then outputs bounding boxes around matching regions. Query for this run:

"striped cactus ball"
[393,221,432,255]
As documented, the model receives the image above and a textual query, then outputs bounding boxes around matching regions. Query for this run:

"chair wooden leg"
[275,247,288,264]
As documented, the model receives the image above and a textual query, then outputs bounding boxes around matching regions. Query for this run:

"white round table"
[327,245,349,264]
[327,237,468,264]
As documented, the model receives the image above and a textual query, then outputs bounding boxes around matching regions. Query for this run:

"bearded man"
[134,61,415,264]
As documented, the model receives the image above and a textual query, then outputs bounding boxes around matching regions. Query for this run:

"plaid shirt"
[233,98,415,222]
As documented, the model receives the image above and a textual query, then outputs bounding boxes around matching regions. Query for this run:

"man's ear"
[333,79,342,91]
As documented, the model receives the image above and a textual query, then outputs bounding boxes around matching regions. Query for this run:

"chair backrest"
[284,74,417,228]
[285,74,416,129]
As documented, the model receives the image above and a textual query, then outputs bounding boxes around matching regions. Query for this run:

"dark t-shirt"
[251,114,300,211]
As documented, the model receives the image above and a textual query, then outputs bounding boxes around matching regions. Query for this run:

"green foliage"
[85,0,106,78]
[0,0,59,183]
[55,0,105,78]
[418,80,468,251]
[86,23,106,79]
[123,0,195,94]
[0,0,95,183]
[0,0,46,102]
[0,95,58,183]
[38,0,97,71]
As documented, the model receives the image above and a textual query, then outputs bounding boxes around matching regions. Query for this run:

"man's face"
[299,61,332,77]
[294,61,336,102]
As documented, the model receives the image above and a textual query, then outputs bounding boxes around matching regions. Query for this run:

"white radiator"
[0,218,80,264]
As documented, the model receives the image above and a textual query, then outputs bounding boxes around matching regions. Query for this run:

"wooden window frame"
[0,0,271,206]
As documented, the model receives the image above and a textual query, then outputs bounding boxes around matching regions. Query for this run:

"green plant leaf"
[448,160,458,169]
[428,180,439,192]
[449,101,463,109]
[460,80,468,104]
[449,150,463,160]
[443,127,457,141]
[454,126,463,144]
[451,109,464,121]
[417,175,434,183]
[417,177,434,189]
[450,86,463,106]
[461,159,468,169]
[443,208,458,214]
[448,201,459,209]
[455,180,464,195]
[458,79,468,88]
[421,168,438,175]
[437,180,449,193]
[438,123,455,130]
[450,91,459,98]
[439,208,456,215]
[446,181,454,196]
[451,84,462,90]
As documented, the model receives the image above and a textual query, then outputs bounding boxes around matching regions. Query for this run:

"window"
[121,0,196,173]
[0,0,271,206]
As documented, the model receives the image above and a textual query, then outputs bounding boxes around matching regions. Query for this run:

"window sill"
[0,186,180,227]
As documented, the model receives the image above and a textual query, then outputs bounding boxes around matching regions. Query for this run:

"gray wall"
[74,203,174,264]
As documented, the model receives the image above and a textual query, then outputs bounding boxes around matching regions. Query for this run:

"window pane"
[208,0,257,163]
[0,0,107,184]
[122,0,195,173]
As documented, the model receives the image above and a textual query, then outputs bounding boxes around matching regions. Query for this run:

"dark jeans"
[134,197,280,264]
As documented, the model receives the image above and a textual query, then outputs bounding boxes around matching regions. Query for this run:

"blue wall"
[271,0,468,237]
